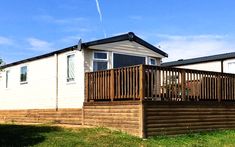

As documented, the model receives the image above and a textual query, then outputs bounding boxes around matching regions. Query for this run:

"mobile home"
[0,32,168,110]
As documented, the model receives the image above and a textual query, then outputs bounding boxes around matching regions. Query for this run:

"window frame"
[149,57,157,65]
[67,54,75,82]
[20,66,28,84]
[93,51,109,71]
[6,70,9,88]
[227,62,235,74]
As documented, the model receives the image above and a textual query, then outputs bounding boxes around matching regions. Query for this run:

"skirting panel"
[144,101,235,137]
[83,101,143,137]
[0,108,82,125]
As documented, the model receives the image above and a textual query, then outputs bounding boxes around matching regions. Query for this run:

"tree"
[0,58,3,71]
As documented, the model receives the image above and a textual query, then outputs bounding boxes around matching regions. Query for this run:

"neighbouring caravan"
[162,52,235,74]
[0,32,168,110]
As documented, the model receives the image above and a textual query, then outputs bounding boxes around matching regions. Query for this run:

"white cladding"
[0,50,84,109]
[224,59,235,74]
[174,58,235,74]
[85,40,163,72]
[88,40,164,58]
[175,61,222,72]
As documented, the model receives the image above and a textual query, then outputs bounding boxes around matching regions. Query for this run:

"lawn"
[1,124,235,147]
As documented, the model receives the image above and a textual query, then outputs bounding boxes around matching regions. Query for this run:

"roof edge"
[84,32,168,57]
[162,52,235,67]
[1,45,77,69]
[1,32,168,69]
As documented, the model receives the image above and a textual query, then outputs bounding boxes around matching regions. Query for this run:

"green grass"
[1,124,235,147]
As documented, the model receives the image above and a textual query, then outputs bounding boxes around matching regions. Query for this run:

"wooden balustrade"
[85,65,142,101]
[85,65,235,102]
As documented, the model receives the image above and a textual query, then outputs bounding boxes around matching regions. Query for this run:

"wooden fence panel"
[85,65,235,102]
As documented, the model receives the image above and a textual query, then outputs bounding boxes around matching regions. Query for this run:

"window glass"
[6,70,9,88]
[228,62,235,73]
[20,66,27,82]
[67,54,75,82]
[93,52,108,71]
[149,58,156,65]
[94,52,107,59]
[113,53,145,68]
[93,62,107,71]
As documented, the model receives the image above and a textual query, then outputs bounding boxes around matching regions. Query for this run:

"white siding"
[89,40,164,58]
[0,57,56,109]
[57,50,85,108]
[84,49,93,72]
[85,40,163,72]
[175,61,222,72]
[0,50,84,109]
[224,58,235,74]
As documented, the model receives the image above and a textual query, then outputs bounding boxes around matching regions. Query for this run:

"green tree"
[0,58,3,71]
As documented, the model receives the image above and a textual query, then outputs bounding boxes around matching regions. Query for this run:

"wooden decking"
[85,64,235,102]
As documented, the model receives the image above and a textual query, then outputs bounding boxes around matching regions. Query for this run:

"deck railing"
[85,65,235,102]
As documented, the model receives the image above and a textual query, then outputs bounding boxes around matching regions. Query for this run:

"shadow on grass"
[0,124,60,146]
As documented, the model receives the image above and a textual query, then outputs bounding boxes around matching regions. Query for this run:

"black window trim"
[112,52,147,68]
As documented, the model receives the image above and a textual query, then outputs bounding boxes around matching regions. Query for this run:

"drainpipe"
[221,60,224,73]
[55,53,59,111]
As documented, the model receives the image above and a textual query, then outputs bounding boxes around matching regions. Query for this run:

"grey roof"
[161,52,235,67]
[1,32,168,69]
[83,32,168,57]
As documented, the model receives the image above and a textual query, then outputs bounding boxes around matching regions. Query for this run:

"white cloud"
[94,0,106,38]
[95,0,103,22]
[26,38,52,51]
[0,36,13,45]
[155,34,235,62]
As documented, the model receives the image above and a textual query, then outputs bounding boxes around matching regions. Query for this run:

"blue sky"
[1,0,235,63]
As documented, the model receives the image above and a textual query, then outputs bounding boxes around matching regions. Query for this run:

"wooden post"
[220,75,223,102]
[85,73,89,102]
[82,106,85,125]
[181,70,186,101]
[217,74,221,102]
[110,70,115,101]
[139,101,146,138]
[139,65,145,101]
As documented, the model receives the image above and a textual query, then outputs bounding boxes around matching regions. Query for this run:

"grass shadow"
[0,124,61,146]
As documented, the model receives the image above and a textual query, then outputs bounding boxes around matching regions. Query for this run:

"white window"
[93,52,108,71]
[149,57,157,65]
[67,54,75,82]
[20,66,27,83]
[228,62,235,73]
[6,70,9,88]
